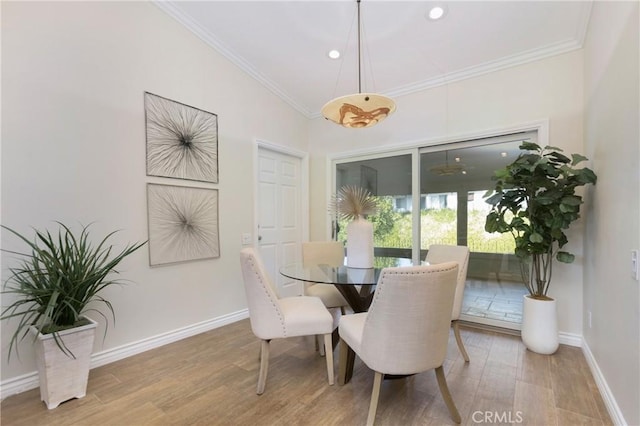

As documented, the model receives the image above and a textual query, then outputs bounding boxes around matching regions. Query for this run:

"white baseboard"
[0,309,249,400]
[558,331,582,347]
[459,317,583,349]
[0,371,40,401]
[582,340,627,425]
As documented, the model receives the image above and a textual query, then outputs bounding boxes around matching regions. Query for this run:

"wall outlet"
[241,233,252,245]
[632,250,639,281]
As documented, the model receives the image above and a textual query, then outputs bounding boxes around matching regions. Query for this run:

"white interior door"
[257,147,304,297]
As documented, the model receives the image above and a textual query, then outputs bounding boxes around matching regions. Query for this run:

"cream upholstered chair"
[302,241,348,312]
[338,263,461,425]
[239,247,335,394]
[426,244,471,362]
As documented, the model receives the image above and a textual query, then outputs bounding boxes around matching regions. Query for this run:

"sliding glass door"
[419,140,529,329]
[335,153,415,265]
[333,131,537,330]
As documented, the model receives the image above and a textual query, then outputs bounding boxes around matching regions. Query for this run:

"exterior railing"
[367,246,522,282]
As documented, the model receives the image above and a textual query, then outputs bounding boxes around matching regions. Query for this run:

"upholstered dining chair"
[338,263,461,425]
[426,244,471,362]
[239,247,335,394]
[302,241,349,313]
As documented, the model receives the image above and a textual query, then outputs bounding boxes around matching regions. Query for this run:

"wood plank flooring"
[1,319,612,425]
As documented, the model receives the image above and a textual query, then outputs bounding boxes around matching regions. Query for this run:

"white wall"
[309,50,586,336]
[1,1,308,381]
[583,2,640,425]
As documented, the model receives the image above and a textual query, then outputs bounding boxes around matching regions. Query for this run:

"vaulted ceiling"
[156,1,592,118]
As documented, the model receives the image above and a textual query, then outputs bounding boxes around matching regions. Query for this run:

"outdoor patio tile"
[462,278,525,325]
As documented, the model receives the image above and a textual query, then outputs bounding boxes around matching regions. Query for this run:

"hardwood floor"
[1,319,612,425]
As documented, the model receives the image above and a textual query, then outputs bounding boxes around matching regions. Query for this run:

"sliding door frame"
[328,120,549,264]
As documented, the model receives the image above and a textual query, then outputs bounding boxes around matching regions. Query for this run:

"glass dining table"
[279,257,415,313]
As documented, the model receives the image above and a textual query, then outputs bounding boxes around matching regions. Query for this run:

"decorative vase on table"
[521,295,559,355]
[329,185,379,269]
[346,216,374,268]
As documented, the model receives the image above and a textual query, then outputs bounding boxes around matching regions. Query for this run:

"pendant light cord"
[321,0,395,128]
[357,0,362,94]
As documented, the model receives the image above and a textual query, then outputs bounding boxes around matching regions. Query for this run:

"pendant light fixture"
[430,151,467,176]
[321,0,396,128]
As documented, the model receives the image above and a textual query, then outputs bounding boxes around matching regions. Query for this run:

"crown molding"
[574,1,594,48]
[153,1,313,118]
[385,1,592,101]
[309,37,584,119]
[155,1,591,122]
[387,38,584,100]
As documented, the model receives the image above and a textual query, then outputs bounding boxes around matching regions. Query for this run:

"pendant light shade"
[321,93,395,128]
[322,0,396,128]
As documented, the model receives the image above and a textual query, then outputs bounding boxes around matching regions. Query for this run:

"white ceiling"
[155,1,592,118]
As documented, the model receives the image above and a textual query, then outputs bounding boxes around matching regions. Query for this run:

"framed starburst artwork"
[146,183,220,266]
[144,92,218,183]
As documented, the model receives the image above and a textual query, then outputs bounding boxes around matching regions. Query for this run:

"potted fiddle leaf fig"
[1,222,146,409]
[484,142,597,354]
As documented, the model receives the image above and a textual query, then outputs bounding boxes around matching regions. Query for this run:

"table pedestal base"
[338,340,356,385]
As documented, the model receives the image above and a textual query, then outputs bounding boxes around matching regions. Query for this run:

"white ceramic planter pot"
[30,317,97,409]
[346,217,374,268]
[521,295,559,355]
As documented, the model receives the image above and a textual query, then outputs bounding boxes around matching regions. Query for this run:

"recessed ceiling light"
[501,152,508,157]
[427,6,446,20]
[454,157,461,163]
[328,49,340,60]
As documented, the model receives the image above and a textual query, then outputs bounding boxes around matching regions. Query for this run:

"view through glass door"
[334,132,536,330]
[335,153,414,267]
[419,140,530,330]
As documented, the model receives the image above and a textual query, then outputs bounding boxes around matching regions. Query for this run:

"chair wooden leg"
[324,334,334,385]
[452,321,470,362]
[435,366,461,424]
[256,340,270,395]
[366,371,383,426]
[338,338,349,385]
[318,335,326,356]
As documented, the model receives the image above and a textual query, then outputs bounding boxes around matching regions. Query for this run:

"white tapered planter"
[31,317,97,409]
[521,295,559,355]
[346,217,374,268]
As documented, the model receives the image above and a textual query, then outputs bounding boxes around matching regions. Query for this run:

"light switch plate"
[632,250,639,281]
[241,233,252,245]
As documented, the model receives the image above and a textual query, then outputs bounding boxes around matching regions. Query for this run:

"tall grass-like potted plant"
[330,185,379,268]
[1,222,145,408]
[484,142,596,354]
